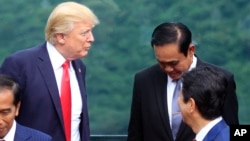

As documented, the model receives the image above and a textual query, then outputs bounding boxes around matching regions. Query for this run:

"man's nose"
[163,65,174,72]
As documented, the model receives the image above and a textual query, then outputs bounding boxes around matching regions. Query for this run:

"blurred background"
[0,0,249,136]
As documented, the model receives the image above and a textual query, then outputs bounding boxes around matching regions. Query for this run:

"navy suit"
[0,42,90,141]
[127,57,238,141]
[14,123,52,141]
[203,119,229,141]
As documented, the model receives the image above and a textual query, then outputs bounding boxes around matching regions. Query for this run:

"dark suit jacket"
[203,119,229,141]
[14,123,52,141]
[0,42,90,141]
[127,57,238,141]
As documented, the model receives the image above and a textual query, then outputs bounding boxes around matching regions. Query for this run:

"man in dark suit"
[0,2,99,141]
[179,66,230,141]
[0,74,52,141]
[127,22,238,141]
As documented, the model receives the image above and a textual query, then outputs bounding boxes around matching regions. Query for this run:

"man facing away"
[179,66,230,141]
[127,22,238,141]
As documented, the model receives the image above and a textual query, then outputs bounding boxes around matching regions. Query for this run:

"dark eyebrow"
[157,59,179,64]
[157,60,180,66]
[0,108,11,112]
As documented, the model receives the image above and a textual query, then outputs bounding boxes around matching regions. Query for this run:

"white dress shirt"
[167,55,197,127]
[47,42,82,141]
[2,120,16,141]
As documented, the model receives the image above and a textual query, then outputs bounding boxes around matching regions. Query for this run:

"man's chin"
[169,73,181,80]
[80,52,89,58]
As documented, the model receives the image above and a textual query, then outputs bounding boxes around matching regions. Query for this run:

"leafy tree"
[0,0,249,135]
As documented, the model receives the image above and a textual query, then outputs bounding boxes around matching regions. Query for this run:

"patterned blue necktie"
[171,79,182,140]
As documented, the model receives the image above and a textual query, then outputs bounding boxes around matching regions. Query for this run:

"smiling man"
[127,22,238,141]
[0,74,52,141]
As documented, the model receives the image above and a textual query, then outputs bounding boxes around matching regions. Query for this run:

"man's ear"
[188,44,195,56]
[15,102,21,116]
[55,33,66,44]
[188,98,196,113]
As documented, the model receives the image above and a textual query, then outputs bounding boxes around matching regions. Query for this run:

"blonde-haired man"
[0,2,99,141]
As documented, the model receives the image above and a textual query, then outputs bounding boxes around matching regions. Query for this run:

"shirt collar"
[189,55,197,71]
[47,42,72,71]
[195,116,223,141]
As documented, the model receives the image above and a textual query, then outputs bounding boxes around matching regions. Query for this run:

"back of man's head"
[182,66,227,120]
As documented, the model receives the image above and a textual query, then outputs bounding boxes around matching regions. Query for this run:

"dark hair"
[151,22,192,56]
[0,74,21,106]
[181,66,227,120]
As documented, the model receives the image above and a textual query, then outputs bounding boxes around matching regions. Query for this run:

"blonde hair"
[45,2,99,44]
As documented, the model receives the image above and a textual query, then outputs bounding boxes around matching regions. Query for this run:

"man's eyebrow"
[157,59,179,63]
[0,108,11,112]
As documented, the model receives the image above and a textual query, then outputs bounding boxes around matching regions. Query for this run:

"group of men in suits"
[0,1,238,141]
[127,22,238,141]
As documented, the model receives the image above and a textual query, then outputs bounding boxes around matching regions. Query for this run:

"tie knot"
[62,61,70,69]
[173,78,180,83]
[174,79,181,88]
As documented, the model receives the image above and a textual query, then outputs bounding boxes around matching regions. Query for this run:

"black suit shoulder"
[197,59,234,78]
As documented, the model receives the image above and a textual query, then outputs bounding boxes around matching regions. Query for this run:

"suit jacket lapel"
[72,60,86,98]
[72,60,88,118]
[36,43,64,127]
[153,65,174,139]
[72,60,90,140]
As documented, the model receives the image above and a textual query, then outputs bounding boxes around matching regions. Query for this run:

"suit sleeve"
[127,74,143,141]
[223,74,239,125]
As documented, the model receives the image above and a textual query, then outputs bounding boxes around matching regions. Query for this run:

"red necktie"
[60,61,71,141]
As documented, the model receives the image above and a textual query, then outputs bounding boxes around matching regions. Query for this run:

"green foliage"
[1,0,250,134]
